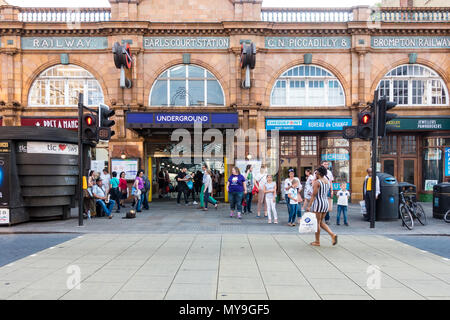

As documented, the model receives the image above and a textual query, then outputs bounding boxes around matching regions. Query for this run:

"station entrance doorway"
[146,141,226,202]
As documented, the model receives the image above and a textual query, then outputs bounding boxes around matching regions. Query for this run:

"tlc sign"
[21,118,78,130]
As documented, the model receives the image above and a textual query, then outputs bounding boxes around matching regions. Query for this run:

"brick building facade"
[0,0,449,202]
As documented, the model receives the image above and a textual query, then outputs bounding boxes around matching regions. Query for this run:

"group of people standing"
[229,161,339,246]
[83,168,151,219]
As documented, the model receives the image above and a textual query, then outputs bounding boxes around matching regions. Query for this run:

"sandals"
[332,234,338,246]
[310,242,320,246]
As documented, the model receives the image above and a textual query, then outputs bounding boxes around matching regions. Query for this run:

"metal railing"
[261,8,354,23]
[372,7,450,22]
[18,7,111,23]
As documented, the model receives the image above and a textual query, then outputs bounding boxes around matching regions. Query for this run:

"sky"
[7,0,379,8]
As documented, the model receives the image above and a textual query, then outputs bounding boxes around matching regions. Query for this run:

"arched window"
[150,65,225,106]
[29,64,104,107]
[270,65,345,106]
[376,64,448,106]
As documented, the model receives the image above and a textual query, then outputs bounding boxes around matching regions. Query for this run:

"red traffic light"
[362,114,371,125]
[85,115,94,126]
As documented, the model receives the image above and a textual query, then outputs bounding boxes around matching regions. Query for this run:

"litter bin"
[433,183,450,219]
[376,173,399,221]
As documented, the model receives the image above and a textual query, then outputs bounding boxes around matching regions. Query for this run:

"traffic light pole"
[370,90,379,229]
[78,93,84,227]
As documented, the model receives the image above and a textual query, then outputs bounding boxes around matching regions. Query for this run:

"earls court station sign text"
[144,37,229,50]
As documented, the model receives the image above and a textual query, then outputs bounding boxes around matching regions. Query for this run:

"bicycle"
[399,191,414,230]
[444,209,450,223]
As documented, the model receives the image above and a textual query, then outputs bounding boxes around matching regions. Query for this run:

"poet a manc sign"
[265,36,351,49]
[144,37,230,50]
[21,37,108,50]
[371,36,450,49]
[21,118,78,131]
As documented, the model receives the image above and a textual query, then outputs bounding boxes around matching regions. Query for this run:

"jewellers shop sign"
[265,36,351,49]
[387,118,450,131]
[144,37,230,50]
[21,118,78,131]
[371,36,450,49]
[21,37,108,50]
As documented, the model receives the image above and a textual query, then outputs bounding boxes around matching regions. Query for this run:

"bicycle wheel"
[414,203,427,226]
[399,204,414,230]
[444,210,450,223]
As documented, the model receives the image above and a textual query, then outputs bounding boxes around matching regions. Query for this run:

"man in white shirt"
[92,178,115,219]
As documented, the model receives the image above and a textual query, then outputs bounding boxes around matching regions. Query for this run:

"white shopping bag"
[360,201,366,214]
[299,212,318,234]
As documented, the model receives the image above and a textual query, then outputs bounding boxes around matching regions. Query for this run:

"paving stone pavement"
[1,234,449,300]
[0,201,448,235]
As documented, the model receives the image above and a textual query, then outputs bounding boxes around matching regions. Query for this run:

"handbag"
[299,212,318,234]
[252,184,258,195]
[187,180,194,190]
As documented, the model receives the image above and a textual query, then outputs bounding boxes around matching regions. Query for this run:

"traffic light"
[357,111,373,140]
[98,103,115,141]
[82,113,98,144]
[378,97,397,138]
[112,42,132,88]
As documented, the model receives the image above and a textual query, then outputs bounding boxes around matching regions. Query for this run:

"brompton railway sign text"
[371,36,450,49]
[144,37,229,49]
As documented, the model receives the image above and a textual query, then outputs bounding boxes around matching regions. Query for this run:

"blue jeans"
[288,203,298,223]
[142,190,149,209]
[96,199,115,216]
[336,205,348,224]
[286,194,302,219]
[229,192,244,213]
[136,194,143,211]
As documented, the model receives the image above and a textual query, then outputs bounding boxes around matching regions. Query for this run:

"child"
[287,180,302,227]
[263,175,278,224]
[336,183,350,226]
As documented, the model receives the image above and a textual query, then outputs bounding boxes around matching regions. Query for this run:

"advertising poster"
[0,208,10,224]
[235,160,262,177]
[111,159,139,180]
[17,141,78,155]
[445,147,450,177]
[0,142,10,208]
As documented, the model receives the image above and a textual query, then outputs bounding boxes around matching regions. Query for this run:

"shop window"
[29,64,104,107]
[401,136,416,154]
[270,65,345,107]
[422,137,450,191]
[300,136,317,156]
[380,136,397,155]
[321,138,350,190]
[150,65,225,107]
[376,64,448,106]
[280,136,297,156]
